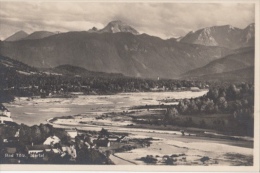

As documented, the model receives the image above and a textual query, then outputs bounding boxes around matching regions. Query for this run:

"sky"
[0,1,255,40]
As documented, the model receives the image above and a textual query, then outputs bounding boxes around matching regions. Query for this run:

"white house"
[67,145,77,159]
[0,115,13,124]
[27,145,51,154]
[43,136,60,145]
[190,87,200,92]
[65,129,78,139]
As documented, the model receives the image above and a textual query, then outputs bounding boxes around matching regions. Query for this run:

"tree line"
[165,83,254,136]
[1,71,212,100]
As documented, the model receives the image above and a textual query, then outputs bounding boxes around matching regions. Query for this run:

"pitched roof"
[43,136,60,145]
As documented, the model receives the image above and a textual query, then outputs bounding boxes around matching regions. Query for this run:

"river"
[3,90,254,166]
[4,90,208,126]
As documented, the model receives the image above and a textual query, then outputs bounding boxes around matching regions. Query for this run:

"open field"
[50,121,253,166]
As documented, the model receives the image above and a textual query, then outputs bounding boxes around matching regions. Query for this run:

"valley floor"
[3,91,254,166]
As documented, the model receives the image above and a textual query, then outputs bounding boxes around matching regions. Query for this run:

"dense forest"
[164,83,254,136]
[0,71,213,102]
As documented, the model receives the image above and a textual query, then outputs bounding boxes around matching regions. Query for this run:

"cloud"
[0,2,255,40]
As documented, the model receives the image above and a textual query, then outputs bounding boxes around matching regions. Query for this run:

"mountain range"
[190,66,254,82]
[4,31,29,41]
[0,54,124,78]
[181,47,254,81]
[0,32,232,79]
[4,20,138,42]
[4,31,56,41]
[0,21,255,81]
[180,23,255,49]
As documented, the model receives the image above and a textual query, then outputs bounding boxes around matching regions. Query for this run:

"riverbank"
[48,119,253,165]
[3,91,254,165]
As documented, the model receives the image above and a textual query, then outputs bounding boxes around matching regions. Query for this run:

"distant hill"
[5,31,29,41]
[181,48,254,80]
[240,23,255,48]
[189,66,254,82]
[49,64,124,78]
[22,31,56,40]
[180,23,255,49]
[0,54,38,77]
[0,31,232,79]
[0,55,124,79]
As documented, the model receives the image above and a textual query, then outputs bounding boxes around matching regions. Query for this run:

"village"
[0,103,153,164]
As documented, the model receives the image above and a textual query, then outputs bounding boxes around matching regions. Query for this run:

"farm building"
[190,87,200,92]
[43,135,60,145]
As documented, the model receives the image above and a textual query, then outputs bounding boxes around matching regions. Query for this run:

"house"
[119,136,129,143]
[0,105,13,124]
[26,145,52,155]
[65,129,78,139]
[67,145,77,159]
[93,139,110,147]
[150,86,166,91]
[0,105,11,118]
[84,141,91,149]
[61,143,77,159]
[61,145,69,153]
[3,137,19,143]
[107,135,127,142]
[43,135,60,145]
[108,136,119,142]
[190,87,200,92]
[90,137,98,143]
[32,96,41,99]
[120,136,129,143]
[0,115,13,124]
[14,129,20,138]
[51,148,61,154]
[107,135,128,143]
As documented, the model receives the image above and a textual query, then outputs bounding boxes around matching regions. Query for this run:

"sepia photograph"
[0,0,259,171]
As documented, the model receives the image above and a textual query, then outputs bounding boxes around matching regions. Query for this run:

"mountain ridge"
[22,31,56,40]
[185,66,254,82]
[181,47,254,79]
[0,31,233,79]
[49,64,125,78]
[99,20,139,35]
[1,21,254,80]
[5,30,29,41]
[180,23,255,49]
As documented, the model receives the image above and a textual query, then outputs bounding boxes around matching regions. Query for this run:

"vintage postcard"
[0,0,259,172]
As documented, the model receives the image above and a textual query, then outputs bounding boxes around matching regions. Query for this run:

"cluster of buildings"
[0,102,129,164]
[1,125,128,164]
[2,128,79,163]
[0,104,13,124]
